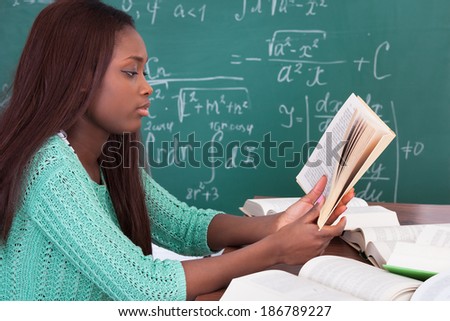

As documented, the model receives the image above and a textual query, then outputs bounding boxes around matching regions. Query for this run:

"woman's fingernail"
[316,194,324,204]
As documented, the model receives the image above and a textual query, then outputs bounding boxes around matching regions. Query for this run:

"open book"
[220,255,422,301]
[342,223,450,278]
[383,225,450,280]
[296,93,396,229]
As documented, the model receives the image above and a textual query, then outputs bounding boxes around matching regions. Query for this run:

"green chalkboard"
[1,0,449,215]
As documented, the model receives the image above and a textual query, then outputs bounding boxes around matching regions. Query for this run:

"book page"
[343,133,395,197]
[319,117,395,228]
[152,243,223,261]
[350,96,396,178]
[318,97,394,227]
[415,225,450,246]
[356,95,396,135]
[296,94,358,195]
[365,240,398,267]
[264,198,300,215]
[364,224,450,247]
[386,242,450,274]
[220,269,360,301]
[342,224,428,251]
[296,93,395,229]
[299,255,422,300]
[382,225,450,280]
[411,269,450,300]
[319,114,374,225]
[332,205,399,231]
[239,198,299,216]
[346,197,368,207]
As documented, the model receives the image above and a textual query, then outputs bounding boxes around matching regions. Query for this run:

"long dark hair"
[0,0,152,255]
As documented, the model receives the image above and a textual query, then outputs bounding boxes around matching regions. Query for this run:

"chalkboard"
[1,0,449,215]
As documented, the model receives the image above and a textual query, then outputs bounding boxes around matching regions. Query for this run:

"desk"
[196,202,450,301]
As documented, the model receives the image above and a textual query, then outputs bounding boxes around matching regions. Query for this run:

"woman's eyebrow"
[123,55,148,63]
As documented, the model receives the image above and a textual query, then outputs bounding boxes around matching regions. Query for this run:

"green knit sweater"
[0,135,219,300]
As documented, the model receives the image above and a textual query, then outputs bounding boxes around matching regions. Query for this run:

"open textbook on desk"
[342,223,450,280]
[221,253,450,301]
[221,255,422,301]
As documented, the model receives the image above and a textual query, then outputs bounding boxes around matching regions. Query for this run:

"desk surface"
[196,202,450,301]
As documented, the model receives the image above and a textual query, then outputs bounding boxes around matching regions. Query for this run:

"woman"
[0,0,351,300]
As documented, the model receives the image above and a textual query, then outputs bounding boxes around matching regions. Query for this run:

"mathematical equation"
[232,31,391,86]
[115,0,330,25]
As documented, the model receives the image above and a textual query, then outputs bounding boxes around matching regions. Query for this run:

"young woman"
[0,0,351,301]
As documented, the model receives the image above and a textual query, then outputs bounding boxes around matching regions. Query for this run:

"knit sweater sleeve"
[141,171,221,257]
[26,150,187,300]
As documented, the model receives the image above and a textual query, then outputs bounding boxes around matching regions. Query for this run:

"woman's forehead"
[113,27,148,61]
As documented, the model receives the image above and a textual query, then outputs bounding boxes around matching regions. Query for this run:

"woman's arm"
[142,172,221,257]
[207,175,354,251]
[205,213,279,250]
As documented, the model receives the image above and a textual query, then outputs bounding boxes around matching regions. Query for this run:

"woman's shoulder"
[26,134,82,182]
[33,134,76,162]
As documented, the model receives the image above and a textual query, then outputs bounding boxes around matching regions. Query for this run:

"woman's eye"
[122,70,148,78]
[122,70,138,77]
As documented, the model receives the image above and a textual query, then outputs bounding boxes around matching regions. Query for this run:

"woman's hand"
[275,175,355,231]
[269,196,347,265]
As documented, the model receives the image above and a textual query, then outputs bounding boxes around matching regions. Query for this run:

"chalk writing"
[186,184,219,202]
[177,87,250,123]
[174,4,206,22]
[401,141,425,160]
[235,0,328,21]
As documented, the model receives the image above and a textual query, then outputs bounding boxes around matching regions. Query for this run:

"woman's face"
[87,26,153,134]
